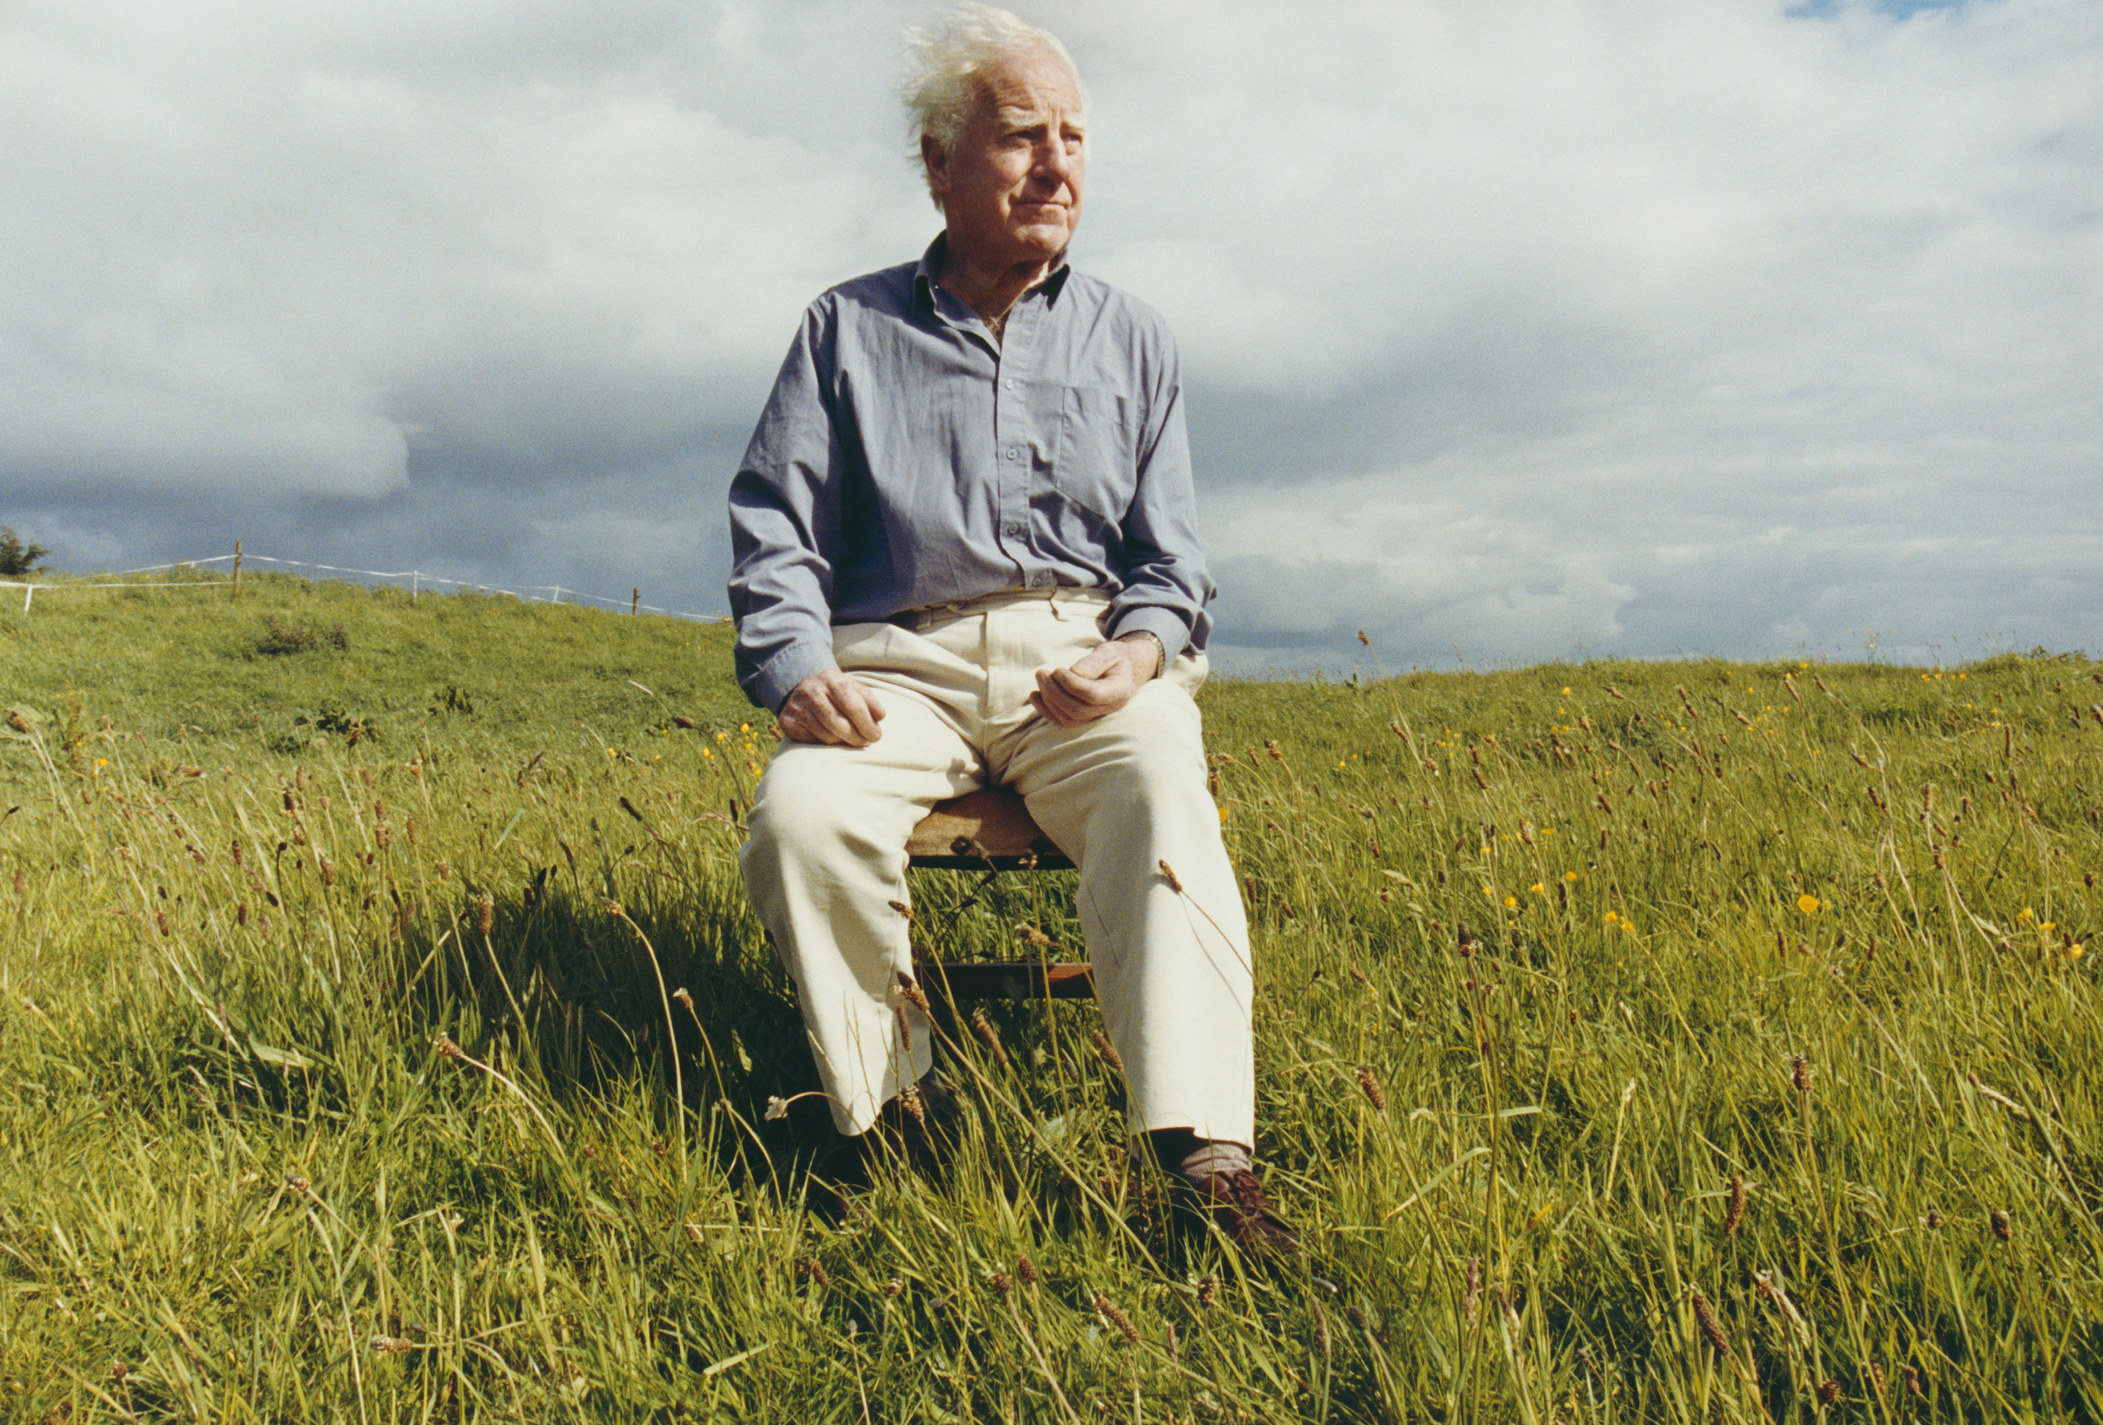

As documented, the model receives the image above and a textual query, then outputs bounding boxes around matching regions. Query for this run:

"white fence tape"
[4,578,232,613]
[11,553,729,624]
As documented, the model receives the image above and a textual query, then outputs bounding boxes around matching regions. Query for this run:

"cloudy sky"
[5,0,2098,673]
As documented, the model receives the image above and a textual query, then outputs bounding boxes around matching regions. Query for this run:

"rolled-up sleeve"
[1105,328,1214,662]
[728,304,844,712]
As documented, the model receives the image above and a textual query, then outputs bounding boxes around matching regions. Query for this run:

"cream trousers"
[740,588,1255,1144]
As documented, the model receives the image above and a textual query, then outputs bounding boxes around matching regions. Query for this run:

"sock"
[1178,1139,1251,1180]
[1142,1129,1251,1181]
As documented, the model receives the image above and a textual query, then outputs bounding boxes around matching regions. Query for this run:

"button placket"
[992,303,1034,577]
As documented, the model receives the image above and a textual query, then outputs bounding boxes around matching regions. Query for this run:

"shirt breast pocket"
[1053,385,1138,527]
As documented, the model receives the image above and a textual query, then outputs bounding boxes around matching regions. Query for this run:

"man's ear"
[920,132,950,200]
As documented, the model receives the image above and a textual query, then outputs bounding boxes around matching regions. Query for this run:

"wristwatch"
[1117,629,1166,680]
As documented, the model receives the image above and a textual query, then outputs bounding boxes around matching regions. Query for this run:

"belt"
[883,586,1110,633]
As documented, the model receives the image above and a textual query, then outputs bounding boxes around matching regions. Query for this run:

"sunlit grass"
[3,586,2101,1420]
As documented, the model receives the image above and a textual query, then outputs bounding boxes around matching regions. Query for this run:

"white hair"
[901,4,1085,206]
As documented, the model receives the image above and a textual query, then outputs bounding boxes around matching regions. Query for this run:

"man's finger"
[1050,662,1128,707]
[1033,667,1120,726]
[834,681,885,744]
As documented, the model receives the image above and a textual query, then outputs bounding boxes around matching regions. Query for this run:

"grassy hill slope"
[1,571,752,774]
[3,578,2102,1422]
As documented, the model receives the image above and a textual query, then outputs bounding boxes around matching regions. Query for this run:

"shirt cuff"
[746,638,839,714]
[1106,606,1191,666]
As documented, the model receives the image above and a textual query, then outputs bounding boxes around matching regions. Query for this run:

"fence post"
[632,587,640,615]
[411,571,419,606]
[231,540,243,604]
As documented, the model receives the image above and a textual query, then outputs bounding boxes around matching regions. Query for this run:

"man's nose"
[1034,141,1078,188]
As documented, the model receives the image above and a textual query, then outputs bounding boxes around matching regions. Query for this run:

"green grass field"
[3,572,2100,1422]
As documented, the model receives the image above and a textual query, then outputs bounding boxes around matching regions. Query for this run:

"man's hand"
[1030,635,1161,728]
[777,670,887,747]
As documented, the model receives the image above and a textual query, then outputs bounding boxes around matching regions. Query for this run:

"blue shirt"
[727,237,1216,713]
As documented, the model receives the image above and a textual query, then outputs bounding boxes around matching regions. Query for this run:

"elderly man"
[728,5,1295,1255]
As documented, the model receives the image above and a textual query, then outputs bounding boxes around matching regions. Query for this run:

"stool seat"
[904,786,1074,870]
[906,786,1090,998]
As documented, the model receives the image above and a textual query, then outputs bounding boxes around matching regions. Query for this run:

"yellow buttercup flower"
[1797,894,1820,916]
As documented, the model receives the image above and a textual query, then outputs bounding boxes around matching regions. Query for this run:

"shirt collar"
[913,232,1074,317]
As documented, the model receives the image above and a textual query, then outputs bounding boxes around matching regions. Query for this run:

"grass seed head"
[1791,1054,1813,1095]
[1094,1295,1140,1343]
[1723,1175,1747,1236]
[991,1270,1012,1295]
[896,971,931,1017]
[1752,1271,1807,1334]
[883,1276,903,1298]
[1690,1287,1731,1355]
[1817,1380,1841,1406]
[474,893,493,936]
[1462,1255,1482,1328]
[899,1084,926,1127]
[800,1258,832,1289]
[1197,1273,1217,1308]
[1355,1065,1388,1111]
[1016,1254,1039,1286]
[970,1008,1011,1070]
[1904,1365,1924,1398]
[1158,859,1184,893]
[1089,1028,1125,1074]
[1991,1208,2012,1242]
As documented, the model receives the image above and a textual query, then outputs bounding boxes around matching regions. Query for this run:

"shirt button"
[1006,446,1023,461]
[1002,379,1014,389]
[1030,571,1053,587]
[1004,521,1026,537]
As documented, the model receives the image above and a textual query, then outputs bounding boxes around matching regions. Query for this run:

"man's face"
[925,48,1086,274]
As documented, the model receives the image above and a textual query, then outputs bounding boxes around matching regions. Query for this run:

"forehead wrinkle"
[989,101,1085,131]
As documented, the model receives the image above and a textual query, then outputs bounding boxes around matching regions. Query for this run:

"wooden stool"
[906,786,1095,999]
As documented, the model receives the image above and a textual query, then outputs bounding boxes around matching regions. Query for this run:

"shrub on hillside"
[0,527,50,577]
[257,615,349,656]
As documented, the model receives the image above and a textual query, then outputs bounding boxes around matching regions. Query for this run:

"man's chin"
[1005,233,1073,266]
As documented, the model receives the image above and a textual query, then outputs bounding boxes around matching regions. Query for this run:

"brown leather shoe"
[1183,1168,1303,1258]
